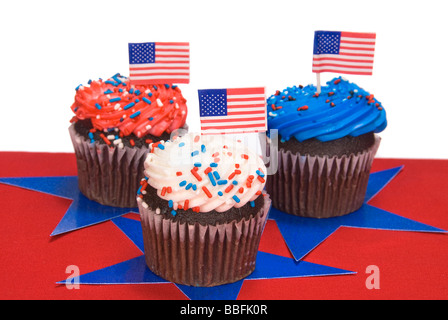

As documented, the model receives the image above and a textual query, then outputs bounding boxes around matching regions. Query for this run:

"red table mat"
[0,152,447,300]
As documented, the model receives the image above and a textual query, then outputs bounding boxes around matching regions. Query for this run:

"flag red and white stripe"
[199,87,267,135]
[129,42,190,84]
[312,31,376,75]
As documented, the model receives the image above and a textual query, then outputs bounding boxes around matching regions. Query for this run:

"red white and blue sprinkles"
[137,133,266,216]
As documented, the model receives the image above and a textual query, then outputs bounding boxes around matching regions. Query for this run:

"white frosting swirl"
[143,133,266,213]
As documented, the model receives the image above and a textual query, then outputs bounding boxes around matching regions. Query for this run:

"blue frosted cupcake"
[265,77,386,218]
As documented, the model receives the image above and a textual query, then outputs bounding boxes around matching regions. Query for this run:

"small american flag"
[312,31,376,75]
[198,87,267,135]
[128,42,190,84]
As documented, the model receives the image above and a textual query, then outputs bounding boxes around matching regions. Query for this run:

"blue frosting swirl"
[266,77,387,142]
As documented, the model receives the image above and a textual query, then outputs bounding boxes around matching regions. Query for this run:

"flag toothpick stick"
[316,73,321,94]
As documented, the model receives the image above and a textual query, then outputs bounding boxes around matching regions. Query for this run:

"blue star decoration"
[57,215,356,300]
[268,166,447,261]
[0,176,138,236]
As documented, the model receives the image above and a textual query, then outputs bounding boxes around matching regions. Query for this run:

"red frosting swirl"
[71,74,187,137]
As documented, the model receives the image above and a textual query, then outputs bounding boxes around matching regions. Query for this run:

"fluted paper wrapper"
[138,193,271,287]
[266,135,380,218]
[69,124,149,208]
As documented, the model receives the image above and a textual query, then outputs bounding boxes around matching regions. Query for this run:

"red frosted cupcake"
[69,73,188,207]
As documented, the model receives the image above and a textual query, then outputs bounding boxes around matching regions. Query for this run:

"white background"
[1,0,447,159]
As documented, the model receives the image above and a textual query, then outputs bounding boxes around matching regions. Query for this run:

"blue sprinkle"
[88,132,94,139]
[95,103,102,110]
[104,89,113,94]
[169,100,174,104]
[249,201,255,208]
[129,88,134,94]
[142,97,152,104]
[210,162,218,167]
[194,162,202,167]
[217,179,227,185]
[213,171,220,180]
[153,85,158,90]
[130,111,141,119]
[135,99,140,103]
[164,84,170,89]
[256,170,265,178]
[137,186,142,195]
[179,142,185,147]
[179,180,187,187]
[168,200,173,208]
[88,80,92,84]
[120,117,124,122]
[201,144,206,153]
[148,92,153,97]
[232,180,238,185]
[124,102,135,110]
[119,88,123,93]
[105,80,117,86]
[157,144,165,150]
[172,85,178,89]
[232,195,241,203]
[191,150,199,157]
[74,107,78,112]
[218,191,223,196]
[171,210,177,216]
[109,97,121,103]
[149,117,154,121]
[134,89,141,96]
[185,183,192,190]
[208,172,216,186]
[192,184,197,191]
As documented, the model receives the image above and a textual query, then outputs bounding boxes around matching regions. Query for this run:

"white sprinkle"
[118,143,124,149]
[96,115,101,119]
[107,135,115,140]
[175,103,179,109]
[155,208,161,214]
[142,202,148,209]
[114,104,121,110]
[146,125,152,130]
[157,98,163,107]
[113,138,122,145]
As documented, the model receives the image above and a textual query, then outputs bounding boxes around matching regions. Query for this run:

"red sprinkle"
[334,79,341,84]
[130,139,135,147]
[212,152,220,157]
[225,184,234,193]
[191,168,203,181]
[228,172,236,180]
[176,171,183,176]
[255,191,262,195]
[202,186,212,198]
[166,186,172,193]
[235,164,240,168]
[184,199,189,211]
[257,176,265,183]
[238,187,244,193]
[241,154,249,160]
[194,135,200,143]
[204,167,212,175]
[161,187,167,196]
[297,105,308,111]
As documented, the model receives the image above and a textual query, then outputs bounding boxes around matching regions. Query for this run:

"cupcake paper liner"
[69,124,149,207]
[138,193,272,287]
[265,135,380,218]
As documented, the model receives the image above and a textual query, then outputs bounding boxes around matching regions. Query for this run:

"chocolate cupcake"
[264,77,386,218]
[69,73,188,207]
[137,133,271,287]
